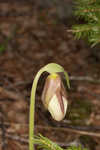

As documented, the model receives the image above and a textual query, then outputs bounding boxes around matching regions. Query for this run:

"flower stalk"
[29,63,70,150]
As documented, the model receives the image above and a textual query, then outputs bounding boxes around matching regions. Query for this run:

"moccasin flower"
[42,73,68,121]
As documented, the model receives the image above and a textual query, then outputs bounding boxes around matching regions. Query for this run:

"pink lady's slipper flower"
[42,73,68,121]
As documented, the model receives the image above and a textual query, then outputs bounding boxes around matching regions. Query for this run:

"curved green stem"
[29,67,44,150]
[29,63,70,150]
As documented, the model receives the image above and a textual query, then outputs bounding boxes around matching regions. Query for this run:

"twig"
[1,122,100,138]
[5,133,28,143]
[37,125,100,138]
[69,76,100,84]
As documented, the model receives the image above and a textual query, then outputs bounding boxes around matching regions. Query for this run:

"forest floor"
[0,1,100,150]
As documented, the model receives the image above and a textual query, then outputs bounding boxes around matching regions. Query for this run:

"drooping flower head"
[42,73,68,121]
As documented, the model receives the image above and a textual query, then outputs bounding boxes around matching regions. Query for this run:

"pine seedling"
[34,134,87,150]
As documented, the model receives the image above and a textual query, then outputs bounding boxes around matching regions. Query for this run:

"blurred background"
[0,0,100,150]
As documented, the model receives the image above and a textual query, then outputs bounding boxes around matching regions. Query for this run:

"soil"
[0,1,100,150]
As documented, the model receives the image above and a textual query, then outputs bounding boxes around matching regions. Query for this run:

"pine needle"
[34,134,88,150]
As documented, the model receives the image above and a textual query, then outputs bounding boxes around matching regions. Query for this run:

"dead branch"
[1,122,100,138]
[69,76,100,84]
[5,133,28,143]
[37,125,100,138]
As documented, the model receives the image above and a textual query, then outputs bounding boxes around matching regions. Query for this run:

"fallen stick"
[0,122,100,138]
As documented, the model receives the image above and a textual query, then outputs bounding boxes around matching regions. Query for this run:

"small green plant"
[72,0,100,47]
[29,63,87,150]
[34,134,87,150]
